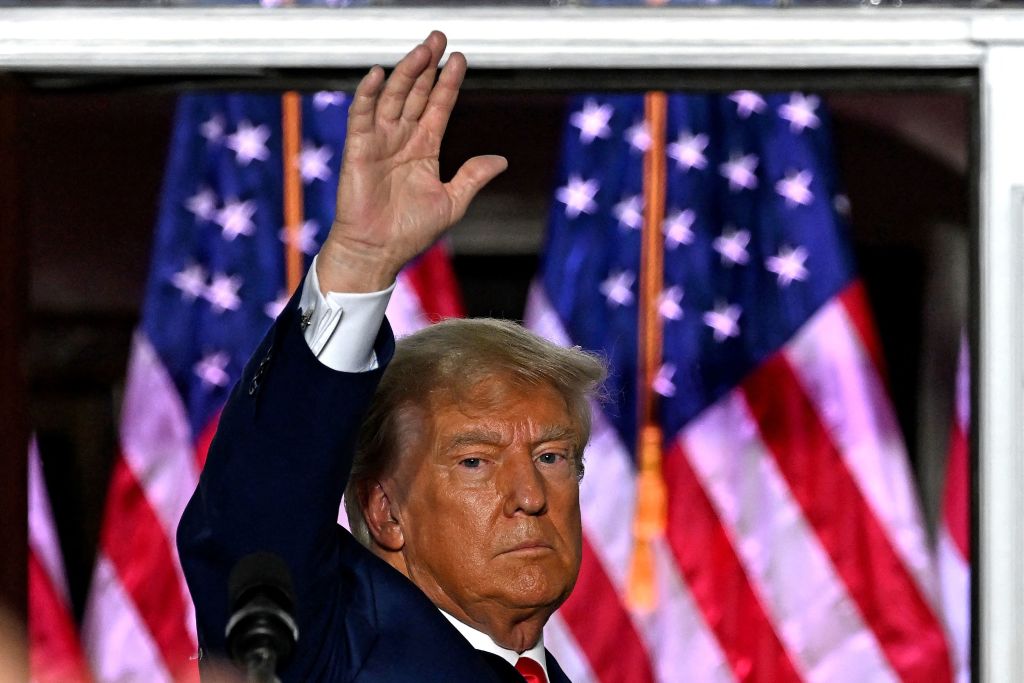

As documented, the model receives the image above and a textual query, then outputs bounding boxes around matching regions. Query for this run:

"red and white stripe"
[28,439,93,683]
[82,333,201,683]
[396,242,464,325]
[385,243,463,338]
[382,241,466,339]
[526,281,952,682]
[786,284,938,605]
[937,338,970,683]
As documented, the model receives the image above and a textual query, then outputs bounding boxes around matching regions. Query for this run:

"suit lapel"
[477,651,527,682]
[544,648,573,683]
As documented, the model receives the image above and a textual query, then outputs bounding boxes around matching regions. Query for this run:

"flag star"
[667,131,709,172]
[171,262,208,301]
[653,363,677,398]
[662,208,696,249]
[778,93,821,134]
[658,286,684,321]
[556,175,600,219]
[765,245,810,286]
[199,114,225,144]
[264,290,290,320]
[203,273,243,313]
[599,270,635,307]
[713,228,751,266]
[569,99,614,144]
[775,169,815,207]
[625,120,651,153]
[226,120,271,166]
[703,302,742,342]
[185,187,219,222]
[613,195,644,231]
[313,91,347,111]
[216,199,257,240]
[299,142,333,184]
[194,351,232,388]
[720,153,759,192]
[729,91,767,119]
[280,219,320,255]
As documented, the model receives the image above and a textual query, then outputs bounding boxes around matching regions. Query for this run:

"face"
[386,375,584,627]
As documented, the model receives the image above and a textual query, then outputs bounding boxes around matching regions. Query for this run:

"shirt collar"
[439,610,549,681]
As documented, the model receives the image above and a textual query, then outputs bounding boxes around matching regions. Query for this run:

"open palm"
[319,31,507,293]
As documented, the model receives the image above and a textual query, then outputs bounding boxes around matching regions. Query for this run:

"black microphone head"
[226,552,300,673]
[228,552,295,615]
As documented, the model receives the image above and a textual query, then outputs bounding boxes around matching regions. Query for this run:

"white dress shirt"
[298,259,550,677]
[299,255,394,373]
[440,611,550,680]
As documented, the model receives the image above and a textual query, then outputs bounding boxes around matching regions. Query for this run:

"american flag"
[28,438,92,683]
[79,91,461,682]
[526,92,954,682]
[938,338,970,683]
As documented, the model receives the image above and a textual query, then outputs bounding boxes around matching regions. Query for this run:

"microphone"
[226,552,299,683]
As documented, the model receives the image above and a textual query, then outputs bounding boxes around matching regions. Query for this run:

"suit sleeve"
[176,290,395,680]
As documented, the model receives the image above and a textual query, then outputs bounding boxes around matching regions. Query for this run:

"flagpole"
[282,91,304,293]
[627,90,669,613]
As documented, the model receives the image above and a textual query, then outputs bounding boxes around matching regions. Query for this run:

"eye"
[459,457,483,469]
[536,452,565,465]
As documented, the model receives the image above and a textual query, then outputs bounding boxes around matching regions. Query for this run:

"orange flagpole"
[626,91,669,613]
[282,91,304,293]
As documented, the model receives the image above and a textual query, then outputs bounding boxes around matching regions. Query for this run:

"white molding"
[0,6,1012,71]
[978,45,1024,683]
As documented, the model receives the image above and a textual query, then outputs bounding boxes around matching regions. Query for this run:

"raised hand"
[317,31,508,294]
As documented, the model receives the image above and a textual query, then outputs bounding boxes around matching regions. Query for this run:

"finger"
[420,52,467,144]
[445,155,509,224]
[401,30,447,122]
[347,66,385,135]
[376,42,432,122]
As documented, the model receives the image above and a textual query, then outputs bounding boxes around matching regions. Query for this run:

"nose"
[499,452,547,517]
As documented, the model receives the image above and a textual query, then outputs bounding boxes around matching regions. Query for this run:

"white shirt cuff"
[299,254,395,373]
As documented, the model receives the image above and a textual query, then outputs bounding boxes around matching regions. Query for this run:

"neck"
[441,602,549,653]
[378,549,551,652]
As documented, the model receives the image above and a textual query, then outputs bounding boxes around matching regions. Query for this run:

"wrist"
[316,241,399,294]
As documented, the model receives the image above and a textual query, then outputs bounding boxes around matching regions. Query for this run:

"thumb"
[446,155,508,223]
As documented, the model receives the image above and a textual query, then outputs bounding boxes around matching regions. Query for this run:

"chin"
[501,563,574,611]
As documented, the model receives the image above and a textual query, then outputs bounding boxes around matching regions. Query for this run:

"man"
[177,31,605,682]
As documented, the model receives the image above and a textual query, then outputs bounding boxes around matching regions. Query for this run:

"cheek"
[423,485,500,566]
[553,486,583,570]
[552,482,582,530]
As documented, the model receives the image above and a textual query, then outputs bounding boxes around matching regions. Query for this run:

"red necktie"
[515,656,547,683]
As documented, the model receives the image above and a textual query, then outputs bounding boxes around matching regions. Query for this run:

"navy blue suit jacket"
[177,295,572,682]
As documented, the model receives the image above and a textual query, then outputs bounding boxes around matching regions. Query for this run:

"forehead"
[426,373,576,438]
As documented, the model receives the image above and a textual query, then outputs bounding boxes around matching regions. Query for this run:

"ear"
[362,480,405,552]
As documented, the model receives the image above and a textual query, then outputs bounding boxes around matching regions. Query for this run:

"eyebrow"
[442,429,506,453]
[535,425,579,447]
[441,425,579,454]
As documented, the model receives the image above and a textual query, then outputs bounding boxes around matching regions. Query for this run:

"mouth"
[501,540,554,555]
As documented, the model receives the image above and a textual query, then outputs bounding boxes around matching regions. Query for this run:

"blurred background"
[20,86,970,618]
